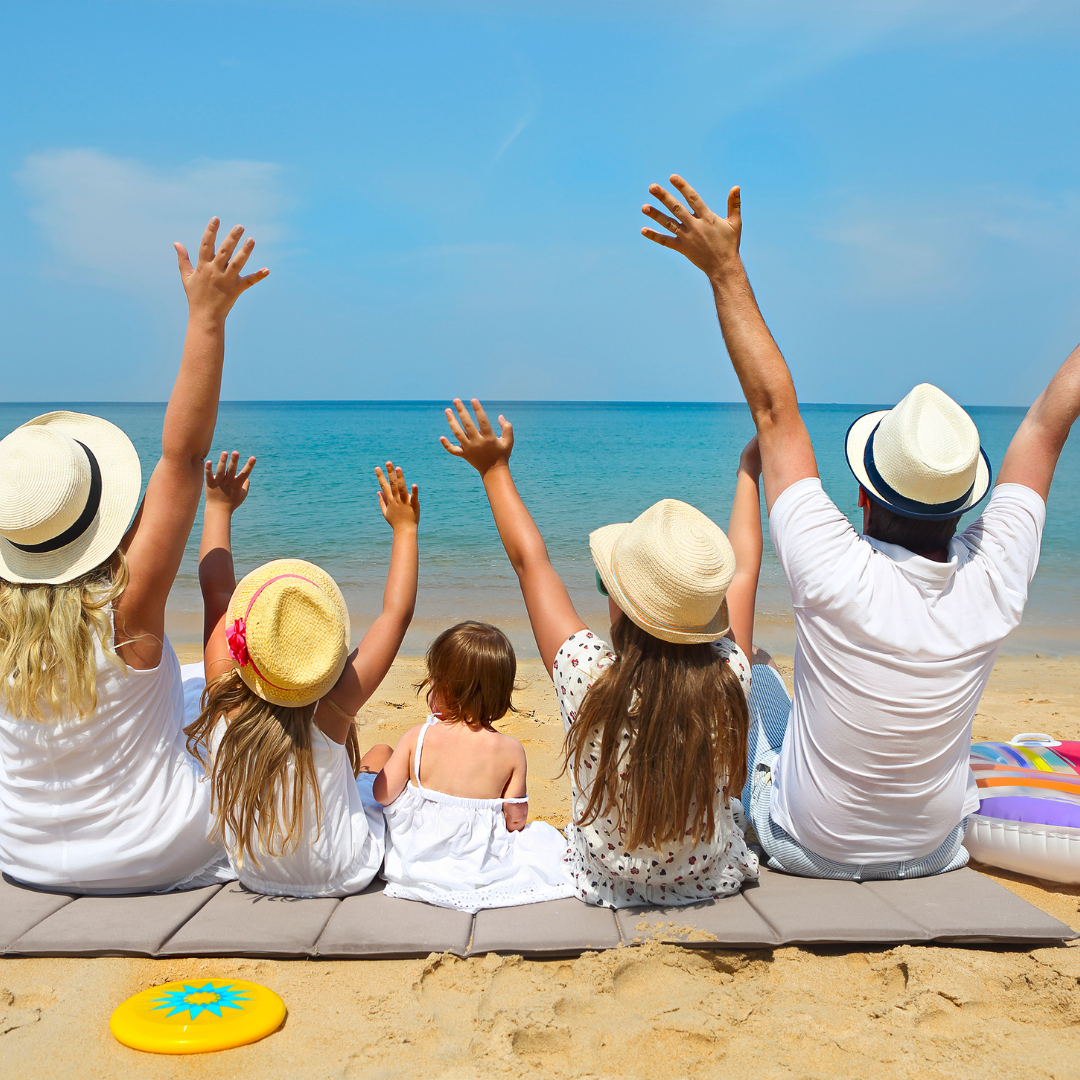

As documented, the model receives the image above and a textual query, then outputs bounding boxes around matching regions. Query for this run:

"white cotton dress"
[0,621,230,895]
[208,716,385,898]
[380,716,576,912]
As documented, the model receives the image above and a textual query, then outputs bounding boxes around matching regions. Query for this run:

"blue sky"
[2,0,1079,405]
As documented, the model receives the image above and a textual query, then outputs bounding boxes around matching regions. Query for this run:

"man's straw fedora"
[590,499,735,645]
[226,559,350,708]
[0,411,142,585]
[845,383,992,521]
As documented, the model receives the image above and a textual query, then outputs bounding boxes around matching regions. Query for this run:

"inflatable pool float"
[964,733,1080,884]
[110,979,286,1054]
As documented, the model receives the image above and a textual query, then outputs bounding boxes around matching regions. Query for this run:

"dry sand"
[2,650,1079,1079]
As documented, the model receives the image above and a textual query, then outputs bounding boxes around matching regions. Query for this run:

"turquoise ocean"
[3,401,1078,658]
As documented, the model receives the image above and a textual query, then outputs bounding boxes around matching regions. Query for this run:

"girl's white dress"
[381,716,575,912]
[209,716,385,898]
[0,623,230,895]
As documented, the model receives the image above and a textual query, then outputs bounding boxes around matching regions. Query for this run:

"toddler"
[371,621,575,912]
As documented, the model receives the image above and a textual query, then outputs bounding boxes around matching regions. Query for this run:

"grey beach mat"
[1,867,1073,960]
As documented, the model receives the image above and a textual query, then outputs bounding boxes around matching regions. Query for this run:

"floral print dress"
[553,630,759,908]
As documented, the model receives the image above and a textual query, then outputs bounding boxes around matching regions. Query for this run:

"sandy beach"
[2,649,1078,1079]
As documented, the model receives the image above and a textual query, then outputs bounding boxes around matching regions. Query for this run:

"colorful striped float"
[965,733,1080,884]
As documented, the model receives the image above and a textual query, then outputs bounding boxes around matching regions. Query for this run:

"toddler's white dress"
[381,716,575,912]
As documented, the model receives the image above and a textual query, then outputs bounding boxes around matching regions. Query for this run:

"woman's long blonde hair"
[0,549,128,722]
[565,617,749,851]
[186,671,362,869]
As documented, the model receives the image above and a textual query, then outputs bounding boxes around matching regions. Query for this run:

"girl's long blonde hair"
[186,671,362,869]
[565,617,749,851]
[0,549,128,722]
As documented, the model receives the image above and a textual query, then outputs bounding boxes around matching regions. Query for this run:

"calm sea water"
[3,401,1078,656]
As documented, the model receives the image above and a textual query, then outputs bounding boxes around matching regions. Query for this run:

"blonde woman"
[0,219,268,893]
[442,400,762,908]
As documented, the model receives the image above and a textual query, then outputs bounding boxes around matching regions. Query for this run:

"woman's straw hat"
[226,559,350,708]
[0,411,142,585]
[845,383,991,521]
[590,499,735,645]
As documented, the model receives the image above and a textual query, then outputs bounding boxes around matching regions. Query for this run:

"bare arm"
[199,451,256,683]
[641,178,817,512]
[725,437,763,659]
[501,739,528,832]
[371,726,420,805]
[997,342,1080,501]
[441,399,586,677]
[317,463,420,744]
[116,219,269,669]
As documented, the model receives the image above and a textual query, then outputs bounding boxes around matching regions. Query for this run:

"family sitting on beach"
[1,178,1078,912]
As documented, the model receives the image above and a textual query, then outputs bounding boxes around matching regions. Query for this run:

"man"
[641,176,1080,878]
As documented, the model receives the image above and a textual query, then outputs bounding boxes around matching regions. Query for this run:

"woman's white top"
[209,715,385,898]
[553,630,759,908]
[0,622,229,894]
[381,716,576,913]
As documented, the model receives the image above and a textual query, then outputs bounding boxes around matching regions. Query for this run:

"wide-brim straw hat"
[226,559,350,708]
[0,411,142,585]
[845,383,992,522]
[590,499,735,645]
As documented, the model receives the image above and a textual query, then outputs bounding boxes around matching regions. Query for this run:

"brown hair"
[185,670,362,869]
[0,548,129,722]
[565,618,749,851]
[864,495,960,558]
[417,621,516,731]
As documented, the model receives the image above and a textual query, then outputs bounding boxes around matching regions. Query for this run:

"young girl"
[442,399,764,907]
[372,621,576,912]
[185,451,420,897]
[0,218,268,894]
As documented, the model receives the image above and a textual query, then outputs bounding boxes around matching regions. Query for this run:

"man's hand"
[440,399,514,477]
[377,462,420,531]
[641,176,742,281]
[175,218,269,322]
[204,450,256,513]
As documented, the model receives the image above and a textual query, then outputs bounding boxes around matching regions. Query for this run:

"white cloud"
[820,187,1080,299]
[16,149,285,291]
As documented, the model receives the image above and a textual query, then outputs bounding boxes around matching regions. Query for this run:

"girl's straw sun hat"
[0,411,142,586]
[226,559,350,708]
[846,383,991,521]
[590,499,735,645]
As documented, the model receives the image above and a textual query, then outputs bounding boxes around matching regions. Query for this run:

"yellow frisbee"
[110,978,286,1054]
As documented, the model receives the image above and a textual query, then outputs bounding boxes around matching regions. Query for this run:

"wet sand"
[2,651,1078,1079]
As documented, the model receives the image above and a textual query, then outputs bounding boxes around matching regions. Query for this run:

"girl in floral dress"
[442,399,767,908]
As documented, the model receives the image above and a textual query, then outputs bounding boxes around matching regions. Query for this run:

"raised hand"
[376,461,420,531]
[174,218,269,321]
[641,176,742,280]
[204,450,256,513]
[440,399,514,477]
[739,434,762,479]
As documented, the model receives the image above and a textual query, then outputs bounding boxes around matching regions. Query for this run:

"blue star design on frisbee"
[150,982,250,1021]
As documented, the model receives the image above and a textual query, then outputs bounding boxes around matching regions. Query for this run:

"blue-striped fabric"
[744,664,969,880]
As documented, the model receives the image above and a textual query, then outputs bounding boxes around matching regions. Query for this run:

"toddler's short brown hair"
[419,621,516,730]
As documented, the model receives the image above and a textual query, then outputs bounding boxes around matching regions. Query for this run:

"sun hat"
[589,499,735,645]
[0,411,142,586]
[845,383,992,521]
[226,559,350,708]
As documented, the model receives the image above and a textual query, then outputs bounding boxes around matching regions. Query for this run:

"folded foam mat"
[0,867,1073,959]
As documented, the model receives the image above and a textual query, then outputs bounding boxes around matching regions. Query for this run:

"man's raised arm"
[997,341,1080,502]
[642,176,817,511]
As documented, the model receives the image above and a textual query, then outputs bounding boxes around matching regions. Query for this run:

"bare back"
[413,720,525,801]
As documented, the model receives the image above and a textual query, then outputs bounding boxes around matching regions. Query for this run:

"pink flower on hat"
[227,618,250,668]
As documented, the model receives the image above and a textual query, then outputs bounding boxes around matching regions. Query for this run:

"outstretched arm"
[725,437,763,659]
[317,463,420,743]
[441,399,586,676]
[199,451,257,682]
[997,342,1080,501]
[641,178,817,512]
[116,219,269,669]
